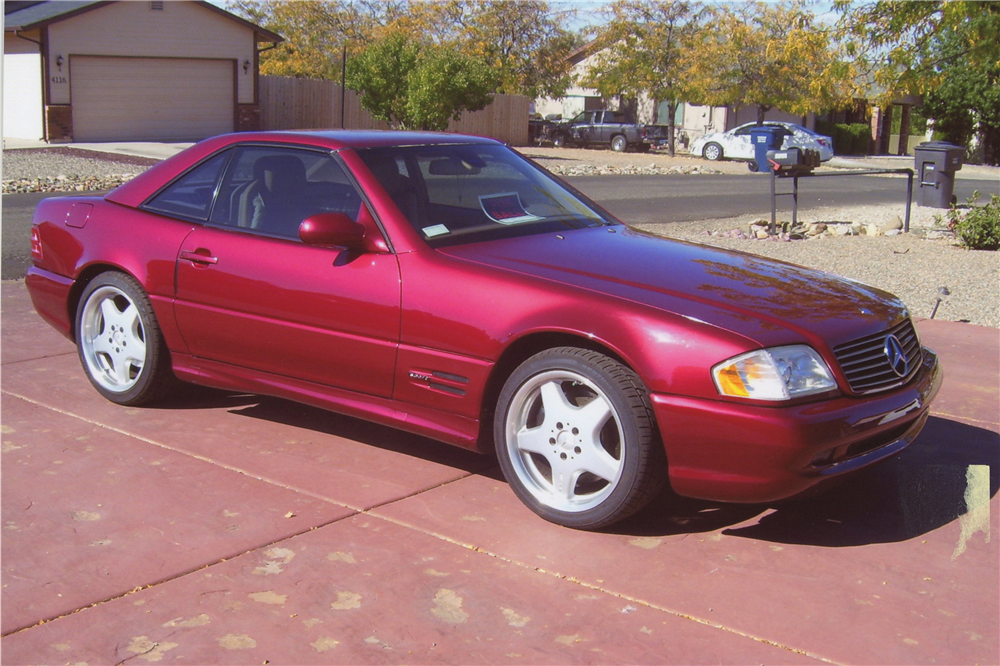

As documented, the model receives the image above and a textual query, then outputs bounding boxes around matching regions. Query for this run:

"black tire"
[747,160,760,172]
[494,347,666,529]
[703,142,723,161]
[636,143,652,153]
[610,135,628,152]
[75,272,176,405]
[552,132,567,148]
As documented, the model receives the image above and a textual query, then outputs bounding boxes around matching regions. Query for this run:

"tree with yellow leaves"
[683,1,853,124]
[584,1,704,156]
[231,0,463,79]
[233,0,580,99]
[454,0,581,98]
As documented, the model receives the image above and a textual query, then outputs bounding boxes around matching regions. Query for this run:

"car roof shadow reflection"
[612,416,998,545]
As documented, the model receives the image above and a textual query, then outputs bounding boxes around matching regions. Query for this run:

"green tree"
[836,1,1000,164]
[684,1,852,124]
[346,32,494,131]
[584,0,703,155]
[231,0,465,78]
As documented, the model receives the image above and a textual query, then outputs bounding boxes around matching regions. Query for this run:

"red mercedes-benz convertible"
[26,131,941,528]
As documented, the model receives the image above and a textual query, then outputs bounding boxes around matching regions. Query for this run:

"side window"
[144,151,230,220]
[208,146,363,240]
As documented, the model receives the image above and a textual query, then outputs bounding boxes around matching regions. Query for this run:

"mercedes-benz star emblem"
[884,335,909,377]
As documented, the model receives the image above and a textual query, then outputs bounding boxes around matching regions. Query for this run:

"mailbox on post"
[766,147,820,175]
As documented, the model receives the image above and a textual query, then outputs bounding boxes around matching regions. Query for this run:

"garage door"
[72,56,234,142]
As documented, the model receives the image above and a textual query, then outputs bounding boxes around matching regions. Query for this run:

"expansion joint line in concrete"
[0,351,77,366]
[364,510,842,665]
[3,388,843,661]
[0,390,484,637]
[0,512,358,638]
[930,408,1000,428]
[1,389,368,509]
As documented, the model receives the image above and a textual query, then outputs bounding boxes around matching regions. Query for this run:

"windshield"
[356,144,610,248]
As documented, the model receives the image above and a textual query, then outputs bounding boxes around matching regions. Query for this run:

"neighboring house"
[3,0,281,143]
[533,41,814,151]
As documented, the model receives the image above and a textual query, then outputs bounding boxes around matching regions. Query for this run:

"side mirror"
[299,212,366,250]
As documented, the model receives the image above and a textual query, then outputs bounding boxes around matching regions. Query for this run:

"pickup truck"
[545,110,663,153]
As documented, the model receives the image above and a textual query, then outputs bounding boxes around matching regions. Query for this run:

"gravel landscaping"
[2,147,156,193]
[4,144,997,327]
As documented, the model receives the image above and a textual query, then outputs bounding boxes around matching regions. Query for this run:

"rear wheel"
[611,135,628,152]
[703,142,723,161]
[76,272,175,405]
[494,347,665,529]
[552,132,567,148]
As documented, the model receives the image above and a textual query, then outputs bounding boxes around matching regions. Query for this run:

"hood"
[438,226,907,349]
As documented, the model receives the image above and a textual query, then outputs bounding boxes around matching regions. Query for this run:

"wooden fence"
[259,76,529,146]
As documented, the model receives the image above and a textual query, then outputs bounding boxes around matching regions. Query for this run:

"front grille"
[833,319,922,393]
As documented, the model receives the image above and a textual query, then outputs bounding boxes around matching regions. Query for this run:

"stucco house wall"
[3,1,280,143]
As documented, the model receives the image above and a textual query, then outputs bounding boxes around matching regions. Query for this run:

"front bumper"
[651,348,941,503]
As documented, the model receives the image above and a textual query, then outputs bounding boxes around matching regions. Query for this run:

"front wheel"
[76,272,176,405]
[610,135,628,152]
[494,348,665,529]
[552,132,567,148]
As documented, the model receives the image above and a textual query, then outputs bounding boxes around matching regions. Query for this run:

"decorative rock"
[866,224,883,236]
[833,224,853,236]
[545,163,723,177]
[806,223,827,236]
[885,229,902,236]
[2,173,136,194]
[881,215,904,231]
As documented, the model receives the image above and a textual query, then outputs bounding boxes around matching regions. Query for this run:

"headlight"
[712,345,836,401]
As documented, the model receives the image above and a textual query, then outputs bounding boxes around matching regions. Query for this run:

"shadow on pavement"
[611,416,998,544]
[145,385,997,545]
[151,386,493,475]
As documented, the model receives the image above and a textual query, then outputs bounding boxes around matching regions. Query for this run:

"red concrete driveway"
[2,280,997,664]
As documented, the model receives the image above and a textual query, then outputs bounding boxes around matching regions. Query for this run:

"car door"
[171,144,401,398]
[728,124,755,159]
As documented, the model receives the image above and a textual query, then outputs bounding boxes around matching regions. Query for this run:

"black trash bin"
[748,125,787,173]
[914,141,964,207]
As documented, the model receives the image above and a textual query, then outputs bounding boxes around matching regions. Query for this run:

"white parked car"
[690,122,834,163]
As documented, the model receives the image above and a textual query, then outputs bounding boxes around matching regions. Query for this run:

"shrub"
[815,121,870,155]
[947,192,1000,250]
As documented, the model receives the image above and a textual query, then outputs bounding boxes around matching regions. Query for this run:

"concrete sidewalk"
[3,137,192,160]
[1,279,997,664]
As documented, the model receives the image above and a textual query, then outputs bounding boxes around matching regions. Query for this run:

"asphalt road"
[2,173,994,280]
[571,172,992,224]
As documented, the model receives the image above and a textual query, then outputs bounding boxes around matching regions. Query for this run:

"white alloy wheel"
[79,284,147,393]
[505,368,624,512]
[703,142,723,161]
[76,272,175,405]
[495,347,665,529]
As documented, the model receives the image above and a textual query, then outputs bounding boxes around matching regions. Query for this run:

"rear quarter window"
[143,151,231,221]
